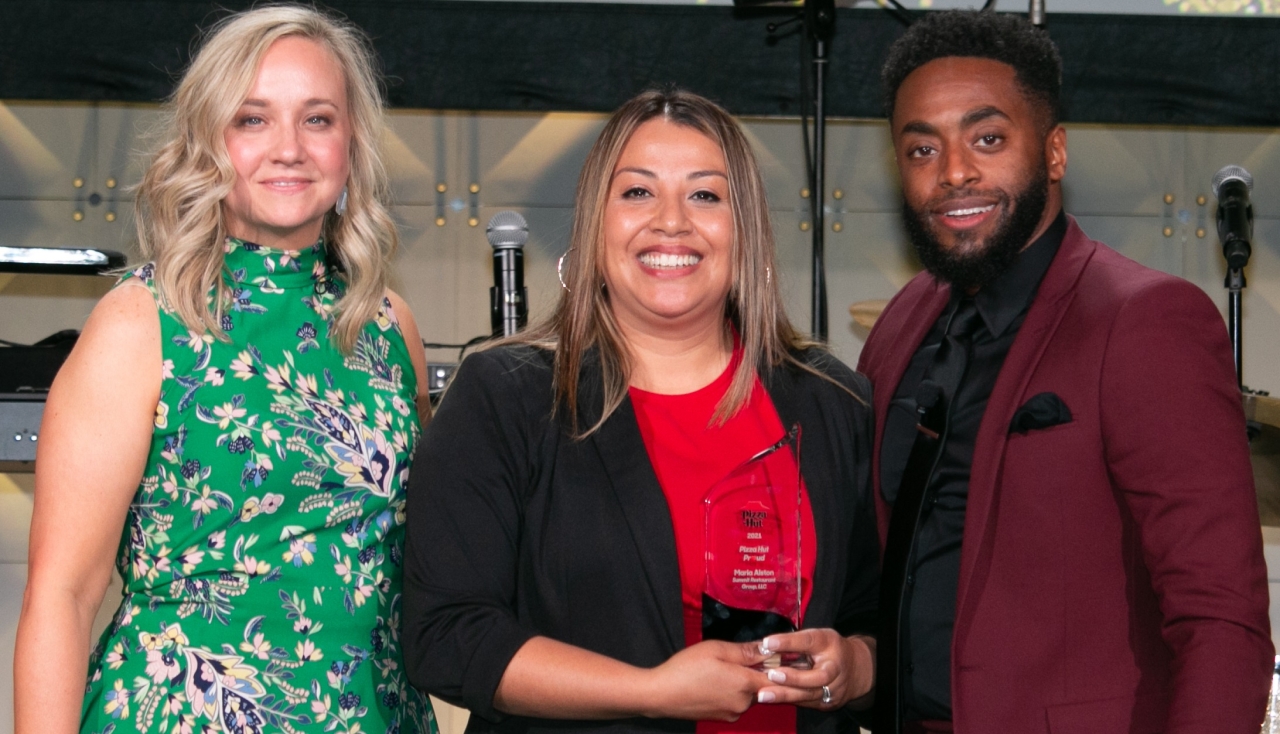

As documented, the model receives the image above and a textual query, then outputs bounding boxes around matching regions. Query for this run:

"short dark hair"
[881,10,1062,128]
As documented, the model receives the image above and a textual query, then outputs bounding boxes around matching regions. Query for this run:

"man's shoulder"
[1069,227,1211,311]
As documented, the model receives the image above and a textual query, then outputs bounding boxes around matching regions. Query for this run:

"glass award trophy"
[702,423,810,669]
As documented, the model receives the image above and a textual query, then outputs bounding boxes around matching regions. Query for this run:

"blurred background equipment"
[0,247,122,470]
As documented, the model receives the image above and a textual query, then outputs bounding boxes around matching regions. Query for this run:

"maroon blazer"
[858,217,1273,734]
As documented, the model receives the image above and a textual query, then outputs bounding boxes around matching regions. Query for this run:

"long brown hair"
[509,88,826,436]
[134,4,395,353]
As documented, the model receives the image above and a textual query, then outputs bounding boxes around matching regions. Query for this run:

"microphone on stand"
[1213,165,1254,271]
[1212,164,1256,393]
[487,211,529,337]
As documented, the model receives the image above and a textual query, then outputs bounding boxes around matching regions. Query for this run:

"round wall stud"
[1162,226,1173,237]
[73,177,84,188]
[435,216,446,227]
[73,210,84,221]
[468,217,479,227]
[106,178,117,189]
[1196,228,1206,238]
[832,222,843,232]
[1163,193,1174,205]
[105,212,117,222]
[469,183,480,194]
[1197,195,1207,206]
[833,189,844,200]
[800,221,810,232]
[436,183,447,193]
[800,188,810,199]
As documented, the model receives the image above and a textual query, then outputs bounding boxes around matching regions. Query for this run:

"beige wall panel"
[1060,126,1186,217]
[0,198,134,250]
[817,120,900,213]
[469,113,605,208]
[0,102,99,201]
[96,104,163,203]
[386,110,454,206]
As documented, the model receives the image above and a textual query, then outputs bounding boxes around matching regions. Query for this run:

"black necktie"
[876,297,982,733]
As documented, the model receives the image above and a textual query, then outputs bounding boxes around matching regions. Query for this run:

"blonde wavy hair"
[512,89,824,436]
[135,4,395,353]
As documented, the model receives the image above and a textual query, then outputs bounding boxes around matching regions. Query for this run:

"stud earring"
[335,186,349,216]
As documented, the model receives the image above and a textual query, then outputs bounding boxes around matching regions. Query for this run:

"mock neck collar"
[223,236,330,291]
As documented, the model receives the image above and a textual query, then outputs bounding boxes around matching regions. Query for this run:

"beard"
[901,166,1050,291]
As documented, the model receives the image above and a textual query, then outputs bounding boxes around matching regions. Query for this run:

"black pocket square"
[1009,392,1073,434]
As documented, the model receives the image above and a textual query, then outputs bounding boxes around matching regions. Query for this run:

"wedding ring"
[821,685,833,704]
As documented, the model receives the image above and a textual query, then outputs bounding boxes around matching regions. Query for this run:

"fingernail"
[767,669,786,683]
[758,691,776,704]
[759,637,775,655]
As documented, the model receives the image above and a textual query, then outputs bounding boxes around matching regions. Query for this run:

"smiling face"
[601,118,735,337]
[222,36,351,250]
[892,56,1066,288]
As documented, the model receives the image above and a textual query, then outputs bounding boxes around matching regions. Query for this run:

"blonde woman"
[403,90,877,734]
[14,6,434,734]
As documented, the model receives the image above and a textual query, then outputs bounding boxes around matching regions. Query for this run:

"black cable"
[875,0,915,26]
[0,338,27,347]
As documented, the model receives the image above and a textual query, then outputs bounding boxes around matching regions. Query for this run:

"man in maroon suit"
[858,11,1273,734]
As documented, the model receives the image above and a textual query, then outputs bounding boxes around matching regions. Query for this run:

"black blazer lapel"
[763,362,839,629]
[581,370,685,653]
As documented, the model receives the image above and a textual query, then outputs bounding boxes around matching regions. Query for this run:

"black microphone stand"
[742,0,913,341]
[1227,267,1246,391]
[804,0,834,342]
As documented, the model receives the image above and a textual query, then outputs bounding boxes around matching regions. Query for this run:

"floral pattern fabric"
[82,238,436,734]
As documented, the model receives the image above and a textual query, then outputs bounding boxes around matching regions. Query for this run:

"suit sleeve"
[1098,278,1273,732]
[402,350,541,722]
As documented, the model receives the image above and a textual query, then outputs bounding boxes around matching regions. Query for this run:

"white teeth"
[945,204,996,217]
[638,252,701,268]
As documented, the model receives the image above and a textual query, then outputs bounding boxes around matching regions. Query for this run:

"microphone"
[487,211,529,337]
[1213,165,1254,271]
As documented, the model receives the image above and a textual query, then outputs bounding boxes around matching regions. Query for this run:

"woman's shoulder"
[784,346,871,403]
[446,343,556,399]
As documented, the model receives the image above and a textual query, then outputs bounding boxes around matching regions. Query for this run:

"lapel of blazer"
[761,359,836,628]
[953,217,1099,646]
[867,275,951,545]
[581,360,685,652]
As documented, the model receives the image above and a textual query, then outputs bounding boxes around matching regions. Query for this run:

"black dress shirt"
[880,211,1067,721]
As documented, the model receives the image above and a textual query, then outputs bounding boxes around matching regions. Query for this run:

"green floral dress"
[81,238,436,734]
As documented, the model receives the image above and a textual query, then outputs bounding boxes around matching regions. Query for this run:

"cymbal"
[849,299,889,330]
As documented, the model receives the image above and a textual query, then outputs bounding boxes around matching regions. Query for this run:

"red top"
[630,351,816,734]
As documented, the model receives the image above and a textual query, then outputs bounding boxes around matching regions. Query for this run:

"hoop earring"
[335,185,349,216]
[557,249,574,291]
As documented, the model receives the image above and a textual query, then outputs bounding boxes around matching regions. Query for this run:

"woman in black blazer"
[403,89,878,734]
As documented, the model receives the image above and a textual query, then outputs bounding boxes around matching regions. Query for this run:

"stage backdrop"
[0,2,1278,127]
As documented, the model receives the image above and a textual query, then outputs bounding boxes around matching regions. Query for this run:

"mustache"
[921,189,1010,209]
